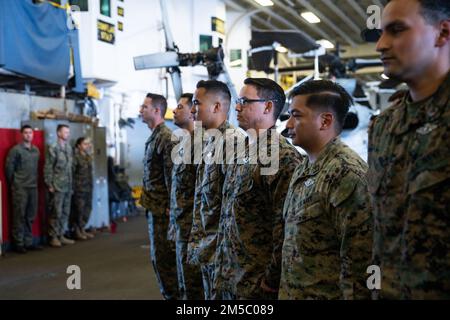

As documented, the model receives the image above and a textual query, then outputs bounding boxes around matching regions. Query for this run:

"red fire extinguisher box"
[0,128,46,250]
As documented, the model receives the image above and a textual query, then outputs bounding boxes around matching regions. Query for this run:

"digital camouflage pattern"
[141,122,178,300]
[169,133,203,300]
[280,138,372,300]
[71,149,93,231]
[214,129,303,299]
[44,142,73,239]
[187,120,244,299]
[44,142,72,192]
[5,143,40,247]
[368,72,450,299]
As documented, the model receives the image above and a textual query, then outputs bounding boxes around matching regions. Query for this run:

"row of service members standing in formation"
[5,124,94,253]
[140,0,449,300]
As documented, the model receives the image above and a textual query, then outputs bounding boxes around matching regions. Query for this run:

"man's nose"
[376,32,388,53]
[286,115,294,129]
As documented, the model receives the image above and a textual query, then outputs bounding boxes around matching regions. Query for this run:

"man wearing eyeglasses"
[187,80,245,300]
[213,78,303,299]
[369,0,450,299]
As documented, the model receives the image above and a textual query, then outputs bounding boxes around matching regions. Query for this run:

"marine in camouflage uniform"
[169,131,204,300]
[187,120,243,300]
[368,72,450,299]
[214,128,303,299]
[44,141,73,242]
[5,142,40,249]
[280,138,372,300]
[70,148,93,236]
[141,122,178,300]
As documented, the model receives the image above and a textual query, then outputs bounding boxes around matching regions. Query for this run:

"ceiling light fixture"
[253,0,274,6]
[316,39,334,49]
[301,11,321,24]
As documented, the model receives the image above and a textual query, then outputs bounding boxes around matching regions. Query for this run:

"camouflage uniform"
[70,149,93,233]
[187,121,243,300]
[169,132,204,300]
[44,142,73,240]
[5,143,40,248]
[368,72,450,299]
[214,129,303,299]
[141,122,178,300]
[279,138,372,300]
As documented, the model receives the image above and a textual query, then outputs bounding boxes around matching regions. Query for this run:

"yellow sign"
[97,20,115,44]
[117,7,124,17]
[87,83,101,99]
[211,17,225,35]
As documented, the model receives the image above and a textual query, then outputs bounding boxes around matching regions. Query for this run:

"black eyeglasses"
[235,98,277,106]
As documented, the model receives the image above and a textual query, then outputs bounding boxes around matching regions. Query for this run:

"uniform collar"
[20,142,33,150]
[301,137,343,177]
[217,120,230,133]
[393,71,450,135]
[147,122,167,144]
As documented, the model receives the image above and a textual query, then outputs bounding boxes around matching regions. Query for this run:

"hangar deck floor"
[0,215,162,300]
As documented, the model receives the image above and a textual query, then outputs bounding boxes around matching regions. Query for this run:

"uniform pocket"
[407,126,450,195]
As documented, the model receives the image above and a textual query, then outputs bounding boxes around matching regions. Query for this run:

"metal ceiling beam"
[373,0,385,9]
[271,0,332,41]
[347,0,369,24]
[223,0,274,30]
[321,0,362,35]
[241,0,303,32]
[223,0,292,67]
[296,0,357,47]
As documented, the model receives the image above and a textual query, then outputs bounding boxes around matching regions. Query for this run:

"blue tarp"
[0,0,83,91]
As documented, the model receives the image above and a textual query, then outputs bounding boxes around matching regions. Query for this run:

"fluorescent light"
[316,39,334,49]
[253,0,274,6]
[276,46,288,53]
[381,73,389,80]
[301,11,320,24]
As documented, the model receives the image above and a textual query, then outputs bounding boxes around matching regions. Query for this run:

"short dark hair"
[290,80,353,133]
[387,0,450,24]
[21,125,33,133]
[146,93,168,118]
[244,78,286,120]
[180,93,193,107]
[196,80,231,110]
[57,124,69,132]
[75,137,87,147]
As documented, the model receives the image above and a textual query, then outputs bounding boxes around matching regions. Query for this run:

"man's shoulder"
[279,136,302,159]
[8,144,21,154]
[47,143,59,152]
[323,143,367,178]
[370,94,406,132]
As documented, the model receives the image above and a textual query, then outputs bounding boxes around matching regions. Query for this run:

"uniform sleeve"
[329,171,372,300]
[43,145,55,189]
[186,166,202,266]
[264,151,303,289]
[162,137,176,200]
[5,147,17,185]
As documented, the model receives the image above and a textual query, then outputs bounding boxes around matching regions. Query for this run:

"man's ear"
[436,19,450,47]
[319,112,334,131]
[264,101,273,115]
[213,102,221,113]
